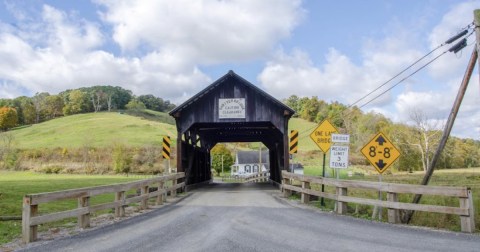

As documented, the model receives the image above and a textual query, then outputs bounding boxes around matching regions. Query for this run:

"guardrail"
[22,172,185,243]
[244,171,270,183]
[220,171,270,183]
[281,171,475,233]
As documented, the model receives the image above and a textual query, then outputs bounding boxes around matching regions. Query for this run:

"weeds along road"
[20,183,479,252]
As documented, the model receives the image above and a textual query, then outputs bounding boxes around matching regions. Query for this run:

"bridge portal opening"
[211,142,269,178]
[169,71,294,186]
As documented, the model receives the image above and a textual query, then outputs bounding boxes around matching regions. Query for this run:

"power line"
[357,35,471,109]
[348,24,473,109]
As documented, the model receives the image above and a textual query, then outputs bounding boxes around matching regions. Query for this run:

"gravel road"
[19,182,479,252]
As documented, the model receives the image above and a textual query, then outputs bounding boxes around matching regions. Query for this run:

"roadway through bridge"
[20,183,479,252]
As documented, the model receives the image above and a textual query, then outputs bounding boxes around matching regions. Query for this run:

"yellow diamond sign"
[310,119,338,153]
[361,132,401,174]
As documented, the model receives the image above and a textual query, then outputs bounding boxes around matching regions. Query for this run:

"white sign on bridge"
[329,145,349,169]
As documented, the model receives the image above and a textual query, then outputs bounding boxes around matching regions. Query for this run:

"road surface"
[20,182,479,252]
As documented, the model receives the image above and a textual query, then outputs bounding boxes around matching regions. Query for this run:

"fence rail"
[220,171,270,183]
[281,171,475,232]
[22,172,185,243]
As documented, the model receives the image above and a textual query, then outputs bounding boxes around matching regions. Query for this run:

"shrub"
[112,143,132,175]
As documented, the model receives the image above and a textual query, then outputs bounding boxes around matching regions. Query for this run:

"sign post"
[162,136,172,174]
[289,130,299,173]
[361,132,401,220]
[310,119,338,206]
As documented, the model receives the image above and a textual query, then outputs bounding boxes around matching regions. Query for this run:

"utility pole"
[475,9,480,93]
[403,42,478,223]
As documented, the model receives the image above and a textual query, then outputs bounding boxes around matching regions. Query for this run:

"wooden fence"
[219,171,270,183]
[244,171,270,183]
[22,172,185,243]
[282,171,475,233]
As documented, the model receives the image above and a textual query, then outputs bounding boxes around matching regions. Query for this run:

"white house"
[231,151,269,177]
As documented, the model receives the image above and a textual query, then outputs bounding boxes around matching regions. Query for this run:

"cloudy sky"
[0,0,479,139]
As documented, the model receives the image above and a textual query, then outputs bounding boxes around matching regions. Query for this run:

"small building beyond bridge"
[169,71,294,186]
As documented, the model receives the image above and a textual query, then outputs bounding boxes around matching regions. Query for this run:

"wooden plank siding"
[281,171,475,233]
[169,71,295,185]
[22,173,185,243]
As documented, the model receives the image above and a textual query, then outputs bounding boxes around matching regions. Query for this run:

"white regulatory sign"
[331,133,350,143]
[329,145,349,169]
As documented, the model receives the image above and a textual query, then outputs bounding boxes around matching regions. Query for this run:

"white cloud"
[0,1,303,103]
[428,1,478,80]
[95,0,304,64]
[258,1,479,139]
[259,33,423,106]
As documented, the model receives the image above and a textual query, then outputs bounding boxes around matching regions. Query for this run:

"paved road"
[21,183,479,252]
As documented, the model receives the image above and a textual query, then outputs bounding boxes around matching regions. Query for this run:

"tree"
[45,95,64,119]
[0,107,18,131]
[32,92,49,123]
[409,109,442,172]
[211,144,234,175]
[63,90,89,115]
[125,99,146,111]
[301,96,322,122]
[90,90,105,113]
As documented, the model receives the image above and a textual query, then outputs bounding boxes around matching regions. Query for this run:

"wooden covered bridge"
[169,70,294,186]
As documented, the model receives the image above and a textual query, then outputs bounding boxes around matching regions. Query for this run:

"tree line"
[284,95,480,171]
[0,86,176,130]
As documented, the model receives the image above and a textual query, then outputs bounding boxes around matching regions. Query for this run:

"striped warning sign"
[162,136,171,159]
[289,130,298,154]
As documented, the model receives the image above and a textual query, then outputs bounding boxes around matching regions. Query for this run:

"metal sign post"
[361,132,401,220]
[309,119,338,207]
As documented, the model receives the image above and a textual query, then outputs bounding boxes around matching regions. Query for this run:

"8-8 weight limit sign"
[361,132,400,174]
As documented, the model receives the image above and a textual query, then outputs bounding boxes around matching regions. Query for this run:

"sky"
[0,0,479,139]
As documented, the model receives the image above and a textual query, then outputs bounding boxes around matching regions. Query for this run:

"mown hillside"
[8,111,176,149]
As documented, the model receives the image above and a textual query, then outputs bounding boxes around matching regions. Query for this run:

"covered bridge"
[169,70,294,185]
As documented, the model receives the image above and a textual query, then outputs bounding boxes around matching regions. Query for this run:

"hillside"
[288,118,319,152]
[7,112,177,149]
[5,113,321,150]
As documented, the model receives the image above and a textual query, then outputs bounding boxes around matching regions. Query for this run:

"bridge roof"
[169,70,294,116]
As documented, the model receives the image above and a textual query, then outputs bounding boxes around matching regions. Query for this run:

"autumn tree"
[45,95,64,119]
[125,99,146,111]
[0,107,18,131]
[211,144,234,175]
[63,90,89,115]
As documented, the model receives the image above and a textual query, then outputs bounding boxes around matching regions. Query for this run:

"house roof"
[236,151,269,164]
[169,70,295,115]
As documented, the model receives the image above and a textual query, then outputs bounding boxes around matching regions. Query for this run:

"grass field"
[7,112,177,149]
[0,171,145,244]
[288,118,319,152]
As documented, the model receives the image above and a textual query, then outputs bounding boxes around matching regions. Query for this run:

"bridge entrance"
[169,71,294,186]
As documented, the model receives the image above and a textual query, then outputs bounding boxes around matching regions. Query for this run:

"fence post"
[78,196,90,228]
[282,175,291,197]
[336,187,347,215]
[301,181,310,204]
[141,186,149,210]
[157,181,165,205]
[22,196,37,243]
[172,177,177,197]
[387,192,400,224]
[460,189,475,233]
[115,191,125,217]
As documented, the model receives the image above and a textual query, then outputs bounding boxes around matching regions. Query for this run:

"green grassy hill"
[5,112,319,151]
[288,118,320,152]
[7,111,176,149]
